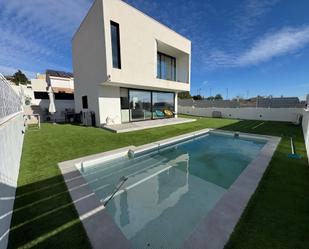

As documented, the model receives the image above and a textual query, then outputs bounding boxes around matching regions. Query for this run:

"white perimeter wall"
[302,110,309,161]
[179,106,303,123]
[0,113,24,249]
[36,99,75,122]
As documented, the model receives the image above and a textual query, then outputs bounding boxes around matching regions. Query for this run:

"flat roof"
[73,0,191,43]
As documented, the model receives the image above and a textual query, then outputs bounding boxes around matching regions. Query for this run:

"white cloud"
[0,0,92,74]
[206,25,309,69]
[237,26,309,66]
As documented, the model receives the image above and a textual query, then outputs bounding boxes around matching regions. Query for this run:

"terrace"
[103,117,196,133]
[6,116,309,249]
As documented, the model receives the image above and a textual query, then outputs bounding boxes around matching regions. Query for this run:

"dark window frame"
[157,52,176,81]
[82,96,88,109]
[54,93,74,100]
[34,91,49,99]
[126,88,175,122]
[110,21,121,69]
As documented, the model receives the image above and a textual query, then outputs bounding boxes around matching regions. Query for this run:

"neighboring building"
[30,70,75,121]
[4,75,15,83]
[46,69,74,94]
[256,97,305,108]
[73,0,191,126]
[179,96,306,109]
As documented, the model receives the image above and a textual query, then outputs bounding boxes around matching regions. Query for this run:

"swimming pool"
[78,132,266,249]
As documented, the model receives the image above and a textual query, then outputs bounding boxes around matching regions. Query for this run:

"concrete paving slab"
[103,118,196,133]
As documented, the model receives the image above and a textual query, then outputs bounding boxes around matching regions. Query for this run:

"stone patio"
[103,117,196,133]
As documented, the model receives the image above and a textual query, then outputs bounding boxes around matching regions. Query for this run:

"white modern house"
[73,0,191,126]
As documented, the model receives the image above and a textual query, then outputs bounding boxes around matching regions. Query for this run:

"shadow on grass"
[7,174,92,249]
[219,119,304,144]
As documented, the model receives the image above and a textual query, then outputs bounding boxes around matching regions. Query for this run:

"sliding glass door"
[129,90,152,121]
[127,89,175,122]
[152,92,174,119]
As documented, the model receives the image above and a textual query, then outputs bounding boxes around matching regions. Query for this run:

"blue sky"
[0,0,309,100]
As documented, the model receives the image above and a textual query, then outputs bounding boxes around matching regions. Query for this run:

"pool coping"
[58,129,280,249]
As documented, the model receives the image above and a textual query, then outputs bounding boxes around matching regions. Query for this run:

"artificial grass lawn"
[8,116,309,249]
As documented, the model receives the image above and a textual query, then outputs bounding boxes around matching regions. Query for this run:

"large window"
[126,89,175,122]
[152,92,174,119]
[110,21,121,69]
[129,90,152,121]
[157,52,176,81]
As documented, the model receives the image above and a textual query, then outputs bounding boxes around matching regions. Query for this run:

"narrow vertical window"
[110,21,121,69]
[82,96,88,109]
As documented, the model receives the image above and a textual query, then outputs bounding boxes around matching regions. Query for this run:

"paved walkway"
[103,118,196,133]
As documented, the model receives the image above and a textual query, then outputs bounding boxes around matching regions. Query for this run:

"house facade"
[73,0,191,126]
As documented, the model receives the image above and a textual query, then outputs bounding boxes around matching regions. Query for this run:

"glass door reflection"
[129,90,152,121]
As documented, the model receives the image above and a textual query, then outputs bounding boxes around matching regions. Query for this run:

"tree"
[192,95,203,100]
[214,94,223,100]
[206,96,215,100]
[178,91,192,99]
[12,70,29,85]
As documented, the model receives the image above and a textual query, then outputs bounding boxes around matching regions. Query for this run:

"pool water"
[80,133,266,249]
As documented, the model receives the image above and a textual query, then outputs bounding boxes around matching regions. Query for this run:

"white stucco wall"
[49,77,74,89]
[102,0,191,92]
[10,84,35,106]
[98,85,121,124]
[0,113,24,249]
[72,0,191,126]
[302,109,309,161]
[174,92,178,117]
[35,99,75,122]
[179,106,304,122]
[72,0,106,126]
[31,79,47,92]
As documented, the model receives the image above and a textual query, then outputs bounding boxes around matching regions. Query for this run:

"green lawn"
[8,116,309,249]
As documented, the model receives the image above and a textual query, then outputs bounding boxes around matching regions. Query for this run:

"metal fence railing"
[0,73,22,120]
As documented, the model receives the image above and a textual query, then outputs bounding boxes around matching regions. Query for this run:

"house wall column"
[98,85,121,125]
[174,92,178,118]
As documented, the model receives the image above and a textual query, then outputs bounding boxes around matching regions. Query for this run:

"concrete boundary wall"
[179,106,303,123]
[0,113,25,249]
[34,99,75,122]
[302,110,309,162]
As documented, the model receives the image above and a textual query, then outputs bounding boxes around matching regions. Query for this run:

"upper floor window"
[110,21,121,69]
[157,52,176,81]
